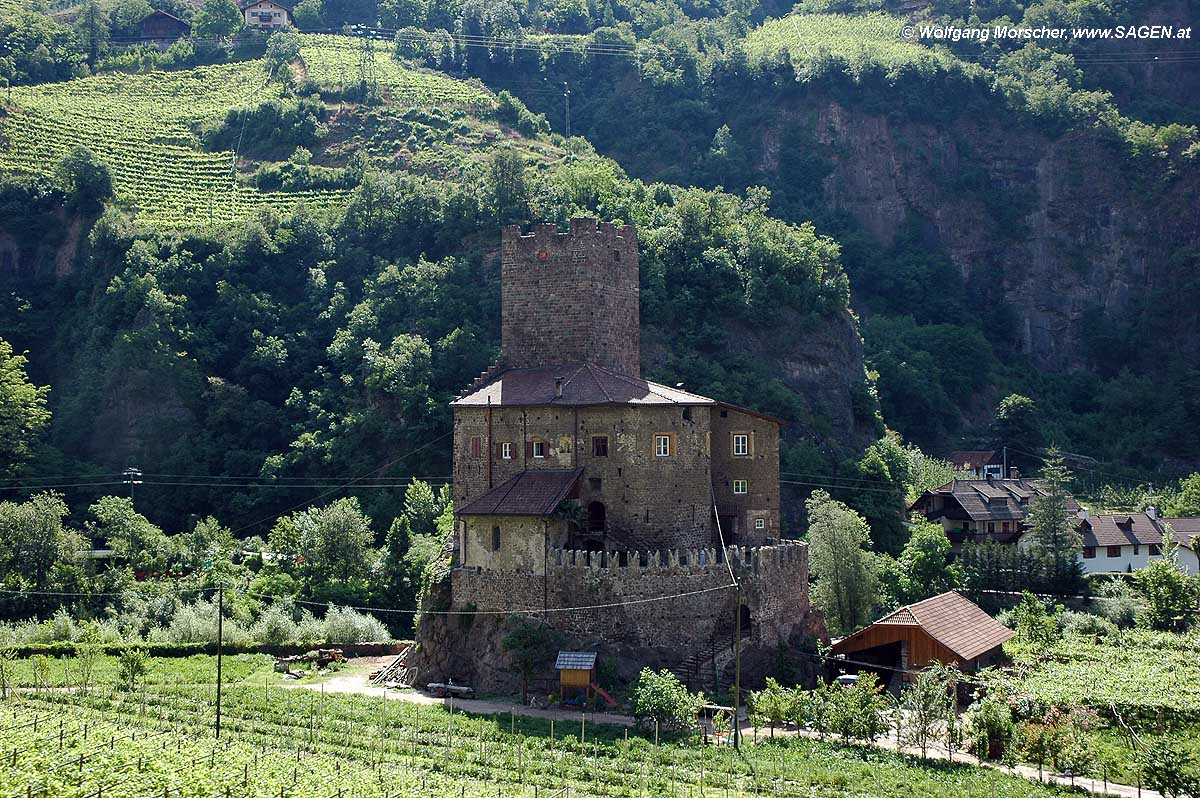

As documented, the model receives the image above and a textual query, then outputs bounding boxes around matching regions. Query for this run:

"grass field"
[0,655,1085,798]
[0,35,495,229]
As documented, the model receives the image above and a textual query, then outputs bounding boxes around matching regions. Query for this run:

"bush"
[630,668,702,732]
[964,697,1016,761]
[320,606,389,644]
[1058,611,1117,639]
[251,600,299,645]
[54,146,113,210]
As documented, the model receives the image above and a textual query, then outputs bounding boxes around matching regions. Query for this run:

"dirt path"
[290,669,1157,798]
[287,669,637,727]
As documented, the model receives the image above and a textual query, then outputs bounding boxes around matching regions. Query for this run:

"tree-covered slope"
[0,35,883,537]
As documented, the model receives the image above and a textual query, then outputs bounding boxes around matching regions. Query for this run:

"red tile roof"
[832,591,1013,663]
[452,362,717,408]
[456,468,583,517]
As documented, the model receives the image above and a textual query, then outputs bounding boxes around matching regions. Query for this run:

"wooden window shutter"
[526,441,534,458]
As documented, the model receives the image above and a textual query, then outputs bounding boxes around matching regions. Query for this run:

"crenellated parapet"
[501,218,637,251]
[548,540,807,577]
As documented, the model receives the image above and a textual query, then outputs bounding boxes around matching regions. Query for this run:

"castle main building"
[426,219,813,688]
[453,219,782,557]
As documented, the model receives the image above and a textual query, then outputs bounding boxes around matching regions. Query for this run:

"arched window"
[491,526,501,552]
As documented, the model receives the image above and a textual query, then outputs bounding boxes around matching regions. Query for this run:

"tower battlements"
[499,217,640,377]
[548,541,806,576]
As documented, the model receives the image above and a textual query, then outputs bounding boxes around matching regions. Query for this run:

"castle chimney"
[554,376,564,398]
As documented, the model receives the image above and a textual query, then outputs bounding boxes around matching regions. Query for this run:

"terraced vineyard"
[743,13,966,78]
[299,35,494,110]
[1,677,1082,798]
[0,38,494,229]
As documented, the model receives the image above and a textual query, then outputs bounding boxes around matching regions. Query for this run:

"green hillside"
[0,36,493,227]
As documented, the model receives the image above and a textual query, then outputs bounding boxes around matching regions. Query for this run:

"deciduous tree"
[806,490,878,636]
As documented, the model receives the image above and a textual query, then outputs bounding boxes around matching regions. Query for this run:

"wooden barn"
[829,591,1012,684]
[138,10,190,46]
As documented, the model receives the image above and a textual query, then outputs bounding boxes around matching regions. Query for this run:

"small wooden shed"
[555,651,596,705]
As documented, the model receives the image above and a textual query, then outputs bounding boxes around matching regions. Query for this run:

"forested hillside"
[1,0,1197,546]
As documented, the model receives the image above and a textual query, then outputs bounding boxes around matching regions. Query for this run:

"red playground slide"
[591,684,618,708]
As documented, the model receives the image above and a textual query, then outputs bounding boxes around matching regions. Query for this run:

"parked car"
[834,674,858,687]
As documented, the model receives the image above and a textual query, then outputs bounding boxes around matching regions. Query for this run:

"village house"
[137,9,190,46]
[240,0,292,29]
[829,591,1013,685]
[1015,508,1200,575]
[909,473,1079,551]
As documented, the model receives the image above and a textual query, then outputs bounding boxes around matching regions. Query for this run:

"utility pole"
[733,581,741,750]
[216,586,224,739]
[562,82,571,138]
[122,468,142,509]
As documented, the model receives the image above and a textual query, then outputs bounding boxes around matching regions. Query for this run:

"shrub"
[320,606,389,644]
[630,668,702,732]
[1058,611,1117,639]
[964,697,1016,761]
[251,600,299,645]
[54,146,113,210]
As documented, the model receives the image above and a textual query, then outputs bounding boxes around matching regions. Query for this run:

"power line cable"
[226,430,454,535]
[247,582,736,616]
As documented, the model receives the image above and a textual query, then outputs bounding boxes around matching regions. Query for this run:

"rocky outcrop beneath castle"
[412,541,822,694]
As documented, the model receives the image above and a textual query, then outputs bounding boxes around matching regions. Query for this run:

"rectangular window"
[532,441,545,459]
[654,434,672,457]
[732,434,749,457]
[470,437,481,458]
[1150,543,1162,556]
[1106,545,1122,558]
[1133,544,1140,555]
[592,436,608,457]
[987,522,995,534]
[491,526,501,552]
[1083,547,1096,559]
[501,442,512,460]
[733,479,747,495]
[754,518,765,530]
[588,477,602,490]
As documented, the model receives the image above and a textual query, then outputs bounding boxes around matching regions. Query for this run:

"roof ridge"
[583,363,617,403]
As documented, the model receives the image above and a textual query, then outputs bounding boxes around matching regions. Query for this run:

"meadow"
[0,653,1085,798]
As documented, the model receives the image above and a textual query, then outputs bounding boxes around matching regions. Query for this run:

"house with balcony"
[909,474,1079,551]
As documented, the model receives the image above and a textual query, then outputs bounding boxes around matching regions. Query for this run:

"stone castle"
[416,218,817,691]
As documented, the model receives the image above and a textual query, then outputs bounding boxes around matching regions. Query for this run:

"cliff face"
[761,99,1200,372]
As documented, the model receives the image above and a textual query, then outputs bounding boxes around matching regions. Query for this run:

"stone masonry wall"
[449,541,810,651]
[453,405,714,550]
[500,219,640,377]
[711,407,782,545]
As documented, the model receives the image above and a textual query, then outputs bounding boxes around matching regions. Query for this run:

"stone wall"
[449,540,810,651]
[453,405,715,550]
[711,406,782,544]
[460,515,558,573]
[500,218,640,377]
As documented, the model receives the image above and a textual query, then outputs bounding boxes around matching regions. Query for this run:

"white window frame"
[501,442,512,460]
[755,518,765,530]
[733,479,748,495]
[532,440,545,459]
[654,434,671,458]
[733,434,749,457]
